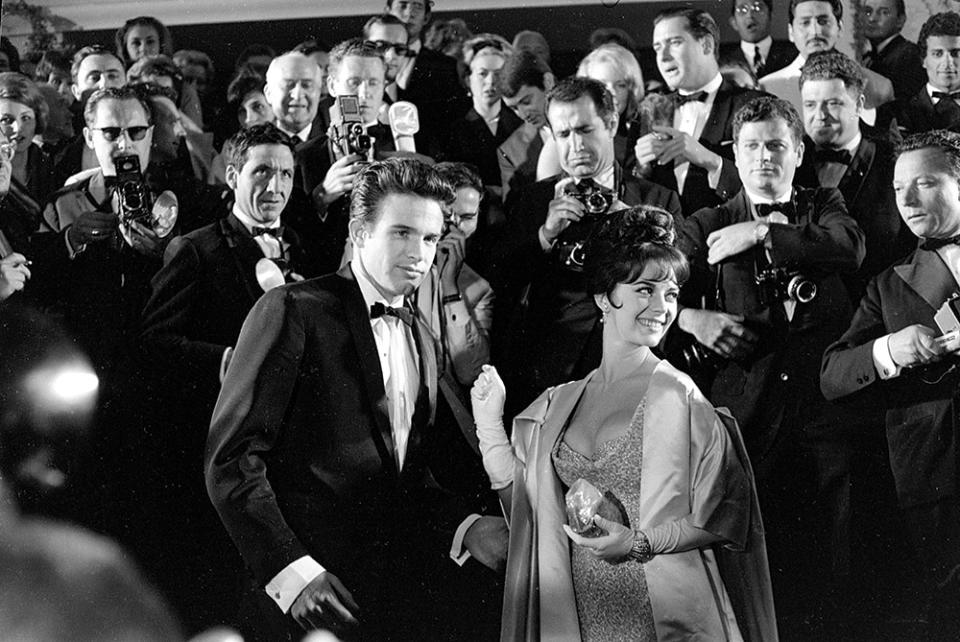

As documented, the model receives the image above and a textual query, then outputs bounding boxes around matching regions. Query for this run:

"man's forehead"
[927,35,960,50]
[793,1,836,20]
[270,57,319,83]
[80,54,123,75]
[801,78,852,97]
[245,143,295,165]
[368,23,408,42]
[738,118,794,138]
[897,146,952,173]
[548,97,600,125]
[339,55,385,76]
[654,16,692,40]
[94,98,149,123]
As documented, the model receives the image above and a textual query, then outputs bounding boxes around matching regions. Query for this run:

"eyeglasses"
[734,2,767,15]
[366,40,410,56]
[92,126,152,142]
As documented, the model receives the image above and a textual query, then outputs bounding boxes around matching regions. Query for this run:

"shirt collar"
[408,39,422,55]
[276,120,312,143]
[231,204,280,234]
[841,131,862,154]
[745,186,792,206]
[740,36,772,59]
[352,257,405,312]
[679,72,723,98]
[573,164,615,191]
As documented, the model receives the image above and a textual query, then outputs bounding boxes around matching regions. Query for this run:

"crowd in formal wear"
[1,0,959,640]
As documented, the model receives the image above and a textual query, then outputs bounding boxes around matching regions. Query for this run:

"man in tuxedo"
[674,95,864,636]
[893,11,960,136]
[796,50,915,304]
[637,7,763,215]
[297,39,398,276]
[720,0,795,78]
[206,158,506,641]
[385,0,468,150]
[495,76,682,415]
[760,0,893,120]
[821,130,960,641]
[861,0,923,101]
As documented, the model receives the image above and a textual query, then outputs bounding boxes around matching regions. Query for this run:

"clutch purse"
[564,478,630,537]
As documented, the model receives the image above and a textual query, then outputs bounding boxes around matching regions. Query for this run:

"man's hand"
[463,515,509,573]
[706,221,762,264]
[541,195,584,246]
[635,126,722,172]
[888,324,943,368]
[66,210,119,248]
[289,571,361,634]
[0,253,31,300]
[125,219,164,258]
[437,228,466,293]
[320,153,365,204]
[679,308,759,360]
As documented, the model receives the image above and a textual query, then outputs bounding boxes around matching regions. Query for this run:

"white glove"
[471,365,513,489]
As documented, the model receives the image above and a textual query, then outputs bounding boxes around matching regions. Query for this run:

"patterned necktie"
[753,45,764,75]
[370,301,414,326]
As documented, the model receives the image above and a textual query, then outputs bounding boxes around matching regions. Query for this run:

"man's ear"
[83,126,94,150]
[543,72,555,92]
[71,83,82,102]
[701,35,716,58]
[224,163,238,191]
[349,218,367,248]
[795,138,805,166]
[594,293,607,311]
[326,73,338,99]
[728,14,739,34]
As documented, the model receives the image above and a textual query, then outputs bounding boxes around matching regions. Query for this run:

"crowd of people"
[1,0,959,640]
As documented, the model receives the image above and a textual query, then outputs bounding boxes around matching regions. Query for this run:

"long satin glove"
[470,365,513,489]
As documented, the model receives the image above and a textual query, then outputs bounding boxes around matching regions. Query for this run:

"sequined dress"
[551,398,658,641]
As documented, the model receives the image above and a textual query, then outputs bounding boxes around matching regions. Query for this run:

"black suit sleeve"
[205,287,311,585]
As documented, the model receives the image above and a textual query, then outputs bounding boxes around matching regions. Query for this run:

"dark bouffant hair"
[583,205,689,300]
[350,158,456,224]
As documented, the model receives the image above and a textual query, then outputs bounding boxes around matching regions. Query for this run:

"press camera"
[755,266,817,305]
[330,95,373,160]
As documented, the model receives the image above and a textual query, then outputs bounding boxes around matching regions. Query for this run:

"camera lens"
[788,277,817,303]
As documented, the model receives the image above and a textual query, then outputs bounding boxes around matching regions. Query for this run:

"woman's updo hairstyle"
[583,205,689,302]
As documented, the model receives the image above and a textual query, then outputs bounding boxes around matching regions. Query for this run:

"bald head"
[264,52,322,134]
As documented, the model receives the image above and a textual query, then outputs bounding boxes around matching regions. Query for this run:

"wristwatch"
[627,531,652,563]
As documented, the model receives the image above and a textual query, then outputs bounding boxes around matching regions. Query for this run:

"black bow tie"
[755,201,796,220]
[816,148,852,165]
[933,91,960,102]
[370,301,414,326]
[252,225,283,238]
[922,235,960,251]
[675,91,708,106]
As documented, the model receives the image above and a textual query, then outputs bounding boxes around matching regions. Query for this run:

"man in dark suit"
[494,77,682,415]
[297,39,398,277]
[821,130,960,642]
[674,96,864,637]
[385,0,469,150]
[206,158,506,642]
[132,124,301,632]
[720,0,795,78]
[861,0,923,101]
[893,12,960,136]
[796,50,915,304]
[638,7,763,215]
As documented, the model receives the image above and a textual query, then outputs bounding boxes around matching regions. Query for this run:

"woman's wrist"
[626,530,652,563]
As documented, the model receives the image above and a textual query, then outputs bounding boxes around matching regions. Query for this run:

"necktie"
[675,91,708,106]
[862,45,875,69]
[816,148,852,165]
[252,225,283,238]
[932,91,960,102]
[921,235,960,251]
[753,45,764,75]
[756,201,796,221]
[370,301,414,326]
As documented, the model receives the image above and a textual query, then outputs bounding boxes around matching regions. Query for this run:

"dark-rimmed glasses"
[91,126,152,142]
[366,40,410,57]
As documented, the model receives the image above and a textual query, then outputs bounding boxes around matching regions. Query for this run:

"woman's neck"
[11,147,28,184]
[474,99,501,121]
[596,340,652,384]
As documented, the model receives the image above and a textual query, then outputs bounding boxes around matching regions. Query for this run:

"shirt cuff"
[449,513,483,566]
[219,347,233,383]
[706,159,723,190]
[872,335,901,380]
[537,226,555,252]
[265,555,326,613]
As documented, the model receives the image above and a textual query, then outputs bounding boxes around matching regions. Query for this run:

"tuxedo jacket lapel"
[702,81,735,147]
[838,138,875,206]
[221,216,268,305]
[894,249,959,312]
[336,265,399,477]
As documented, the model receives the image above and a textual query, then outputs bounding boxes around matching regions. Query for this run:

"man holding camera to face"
[821,130,960,641]
[674,95,864,637]
[495,76,681,415]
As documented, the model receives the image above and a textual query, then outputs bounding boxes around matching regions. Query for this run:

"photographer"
[494,76,680,414]
[674,95,864,637]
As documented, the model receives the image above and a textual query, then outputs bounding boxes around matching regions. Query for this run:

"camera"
[330,95,373,160]
[934,294,960,351]
[562,180,614,219]
[112,154,152,227]
[755,266,817,305]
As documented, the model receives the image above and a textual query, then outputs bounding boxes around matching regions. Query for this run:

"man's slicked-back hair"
[499,49,551,98]
[799,50,865,94]
[363,13,407,39]
[327,38,385,80]
[546,76,617,129]
[653,8,721,60]
[919,12,960,58]
[350,158,455,225]
[434,161,483,195]
[225,122,298,172]
[788,0,843,24]
[732,95,804,145]
[70,45,122,85]
[83,85,154,127]
[897,129,960,183]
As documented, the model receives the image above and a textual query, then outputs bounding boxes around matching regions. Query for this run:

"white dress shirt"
[740,36,773,73]
[673,72,724,194]
[396,39,422,91]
